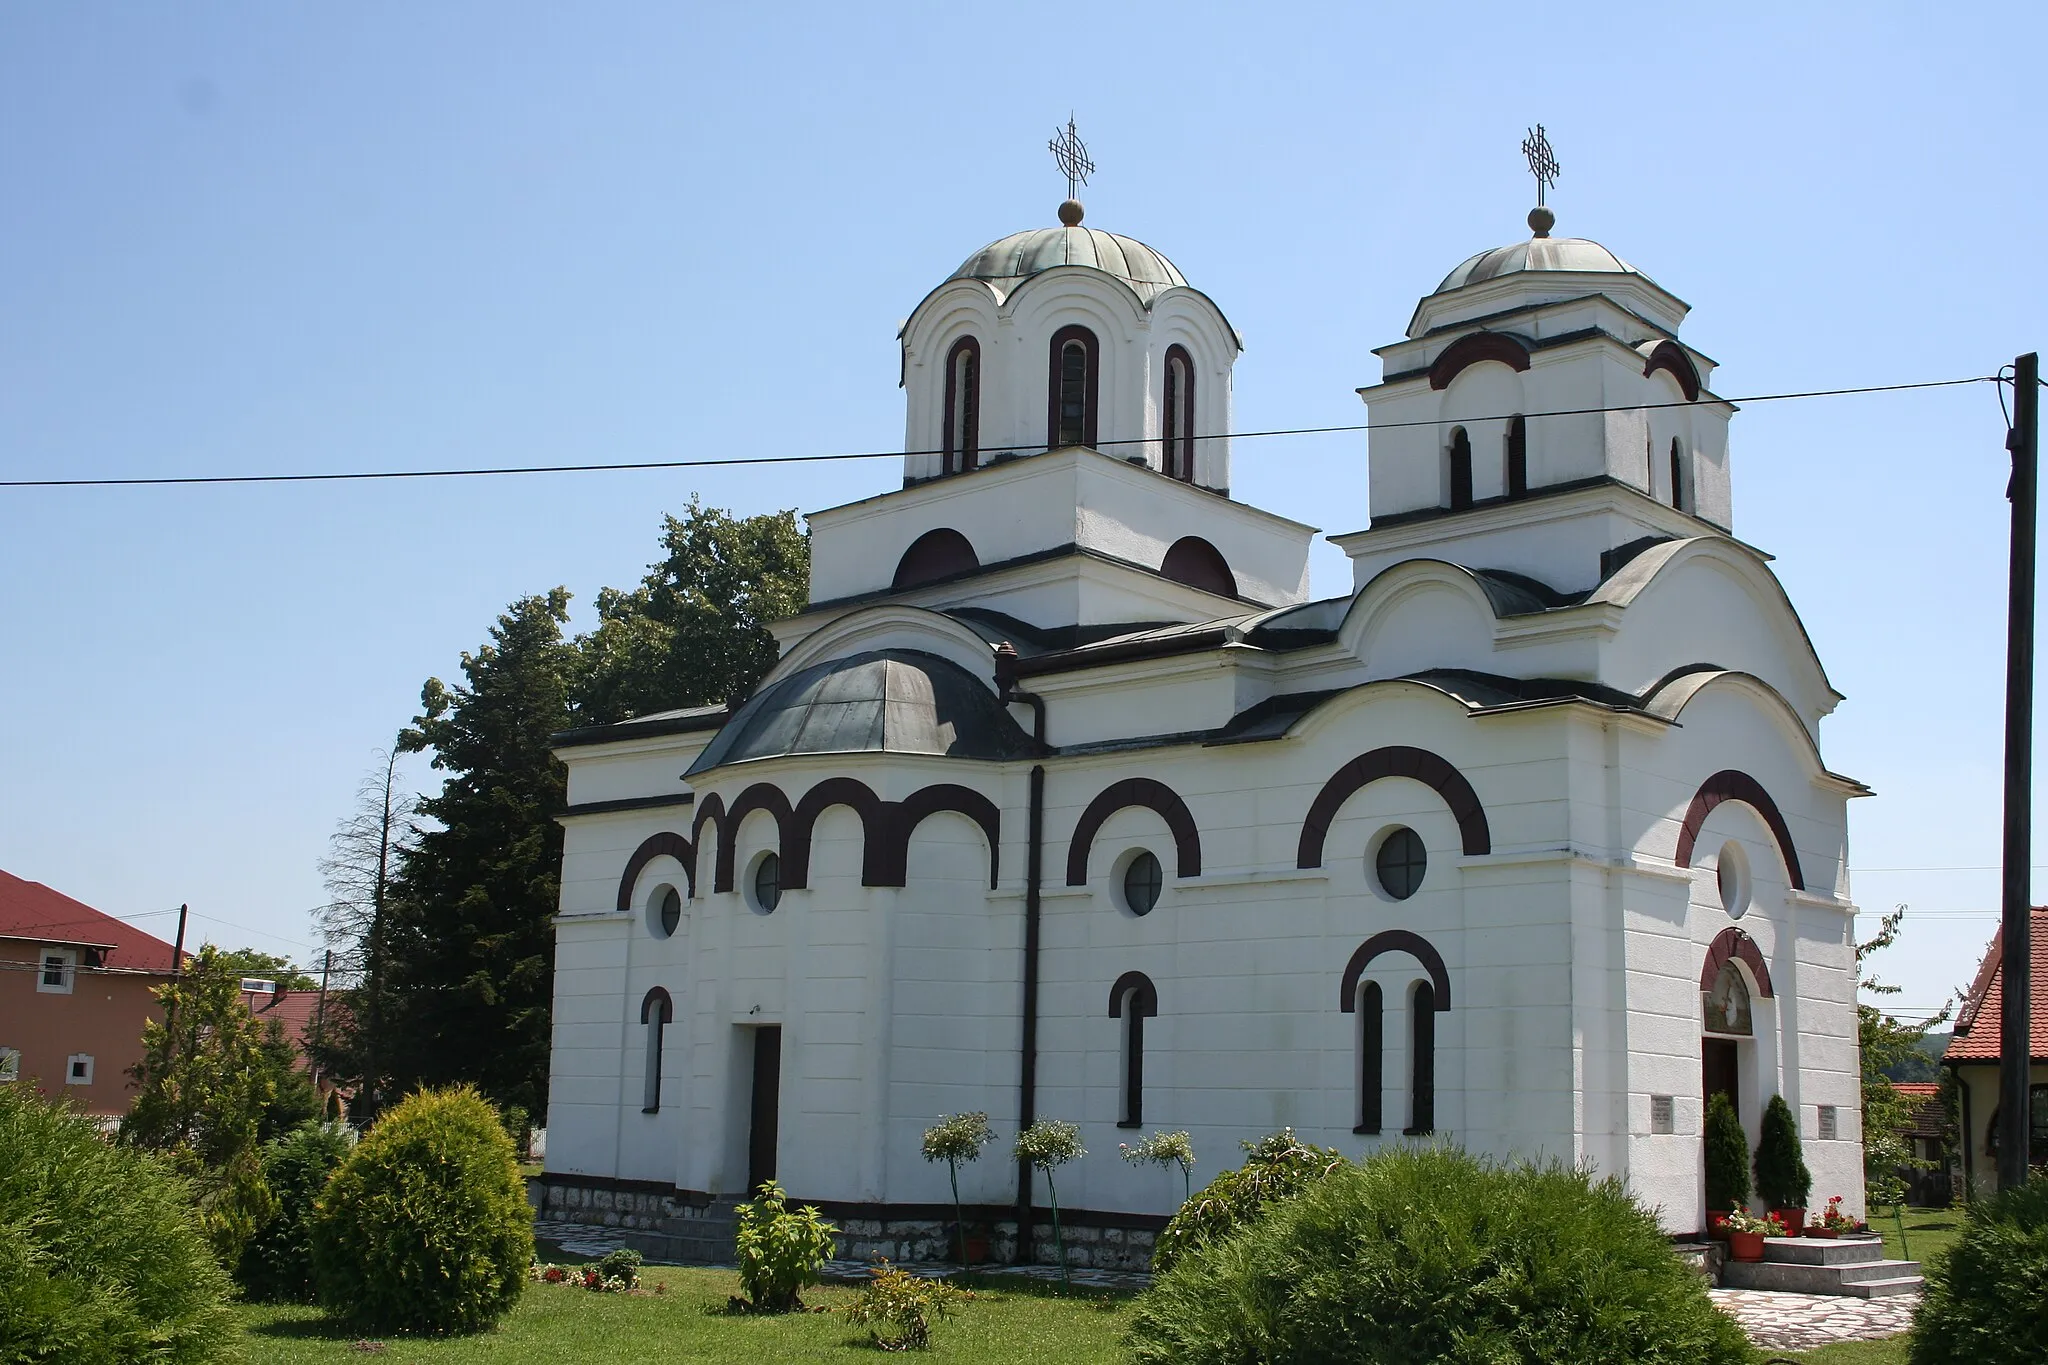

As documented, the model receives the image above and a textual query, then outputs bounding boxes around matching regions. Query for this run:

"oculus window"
[751,852,782,915]
[1373,828,1427,900]
[1121,850,1163,916]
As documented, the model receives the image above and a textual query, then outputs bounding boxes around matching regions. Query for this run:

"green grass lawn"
[1867,1203,1965,1269]
[240,1268,1135,1364]
[1779,1338,1909,1365]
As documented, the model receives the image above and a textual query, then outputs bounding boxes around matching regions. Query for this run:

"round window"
[653,885,682,938]
[1717,841,1751,919]
[1121,850,1163,916]
[1373,827,1426,900]
[751,852,782,914]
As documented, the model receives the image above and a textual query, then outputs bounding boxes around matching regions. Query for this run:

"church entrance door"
[747,1026,782,1195]
[1702,1038,1739,1120]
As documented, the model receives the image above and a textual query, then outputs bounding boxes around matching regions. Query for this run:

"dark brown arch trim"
[691,791,726,853]
[1339,930,1451,1012]
[1065,777,1201,885]
[1107,970,1159,1018]
[714,783,795,893]
[1642,340,1702,402]
[786,777,889,889]
[616,831,694,908]
[885,783,1001,888]
[1700,926,1774,998]
[1297,746,1491,867]
[1429,331,1532,390]
[700,779,1001,892]
[640,985,674,1025]
[1672,769,1805,890]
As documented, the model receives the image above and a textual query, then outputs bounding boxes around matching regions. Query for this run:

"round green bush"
[1908,1176,2048,1365]
[1152,1127,1344,1272]
[311,1086,534,1334]
[237,1122,352,1302]
[0,1084,235,1365]
[1129,1146,1752,1365]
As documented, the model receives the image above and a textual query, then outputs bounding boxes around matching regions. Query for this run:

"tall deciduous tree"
[383,590,578,1117]
[1859,906,1953,1207]
[576,499,808,724]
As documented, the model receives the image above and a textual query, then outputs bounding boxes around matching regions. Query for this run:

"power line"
[0,375,1993,490]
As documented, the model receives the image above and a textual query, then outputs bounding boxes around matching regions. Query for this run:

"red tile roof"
[241,987,323,1051]
[1889,1082,1946,1139]
[0,869,182,973]
[1946,906,2048,1063]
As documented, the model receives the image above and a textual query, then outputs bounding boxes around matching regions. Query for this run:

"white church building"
[539,187,1868,1265]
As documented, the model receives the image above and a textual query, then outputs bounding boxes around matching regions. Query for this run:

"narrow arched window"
[640,987,674,1114]
[1162,345,1196,481]
[1048,325,1099,449]
[1448,428,1474,510]
[1505,415,1527,499]
[1355,980,1383,1135]
[942,336,980,475]
[1108,972,1158,1129]
[1406,980,1436,1134]
[1669,438,1687,511]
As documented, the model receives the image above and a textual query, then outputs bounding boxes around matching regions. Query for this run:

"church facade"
[541,192,1867,1263]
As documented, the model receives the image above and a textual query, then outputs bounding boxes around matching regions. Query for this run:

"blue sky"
[2,3,2041,1021]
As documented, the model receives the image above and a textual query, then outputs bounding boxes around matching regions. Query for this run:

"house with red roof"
[1945,906,2048,1195]
[0,869,183,1116]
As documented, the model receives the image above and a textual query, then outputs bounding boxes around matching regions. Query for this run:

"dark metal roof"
[686,649,1040,776]
[554,703,730,750]
[952,226,1188,302]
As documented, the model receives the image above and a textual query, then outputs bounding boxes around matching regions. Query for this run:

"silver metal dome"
[1434,236,1649,295]
[951,224,1188,302]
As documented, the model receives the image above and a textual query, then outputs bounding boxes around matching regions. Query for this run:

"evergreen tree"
[384,590,578,1117]
[576,499,808,723]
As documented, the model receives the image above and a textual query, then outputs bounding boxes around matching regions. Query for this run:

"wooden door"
[747,1026,781,1195]
[1702,1038,1739,1120]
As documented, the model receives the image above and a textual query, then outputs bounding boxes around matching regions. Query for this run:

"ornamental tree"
[922,1111,995,1268]
[1014,1119,1085,1284]
[1121,1130,1197,1205]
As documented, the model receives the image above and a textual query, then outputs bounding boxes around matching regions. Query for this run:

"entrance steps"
[1719,1235,1923,1298]
[621,1198,740,1265]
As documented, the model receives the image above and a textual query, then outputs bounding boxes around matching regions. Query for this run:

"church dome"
[686,649,1038,775]
[951,212,1188,303]
[1434,234,1648,295]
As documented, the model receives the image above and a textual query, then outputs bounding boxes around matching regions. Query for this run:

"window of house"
[943,336,980,475]
[1373,828,1427,900]
[1121,850,1163,916]
[1407,981,1436,1135]
[1355,980,1383,1135]
[750,852,782,915]
[1109,972,1157,1129]
[653,885,683,939]
[1985,1084,2048,1165]
[1505,415,1528,499]
[1717,841,1751,919]
[640,988,672,1113]
[66,1054,94,1086]
[1447,427,1474,510]
[37,947,77,994]
[1048,325,1099,449]
[0,1048,20,1084]
[1670,438,1687,512]
[1162,345,1195,481]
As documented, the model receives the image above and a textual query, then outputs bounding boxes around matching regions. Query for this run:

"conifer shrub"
[1128,1146,1753,1365]
[1151,1127,1343,1272]
[1908,1175,2048,1365]
[237,1122,352,1302]
[310,1086,533,1334]
[1752,1093,1811,1210]
[0,1084,235,1365]
[1703,1092,1751,1213]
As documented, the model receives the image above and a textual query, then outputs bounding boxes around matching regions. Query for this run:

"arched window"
[1505,415,1528,499]
[1448,427,1474,510]
[1162,345,1196,481]
[1108,972,1159,1129]
[1407,979,1436,1134]
[1669,438,1687,511]
[1047,325,1099,449]
[1355,980,1383,1135]
[942,336,980,475]
[640,987,674,1113]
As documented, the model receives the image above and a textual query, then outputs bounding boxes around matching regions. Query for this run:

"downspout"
[996,644,1047,1264]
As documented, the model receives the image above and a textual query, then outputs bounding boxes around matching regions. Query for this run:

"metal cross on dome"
[1049,116,1094,201]
[1522,124,1560,207]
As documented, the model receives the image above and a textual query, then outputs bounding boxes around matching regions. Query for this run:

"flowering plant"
[1819,1195,1856,1231]
[1722,1208,1774,1235]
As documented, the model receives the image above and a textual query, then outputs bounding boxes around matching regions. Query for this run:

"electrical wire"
[0,375,1994,490]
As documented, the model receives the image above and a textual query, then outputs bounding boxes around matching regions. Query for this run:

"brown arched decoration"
[785,777,889,889]
[1700,926,1775,998]
[1339,929,1451,1011]
[1672,769,1806,890]
[1160,536,1236,597]
[1047,323,1100,448]
[1297,746,1491,868]
[882,783,1001,889]
[894,528,980,590]
[691,791,727,856]
[1642,340,1702,402]
[1428,331,1532,390]
[1066,777,1201,885]
[713,783,794,893]
[640,985,674,1024]
[616,831,694,908]
[1107,970,1159,1019]
[942,335,981,474]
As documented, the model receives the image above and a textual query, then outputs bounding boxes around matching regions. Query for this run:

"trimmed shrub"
[734,1179,838,1312]
[1908,1175,2048,1365]
[311,1086,533,1334]
[1128,1146,1752,1365]
[1704,1092,1751,1212]
[238,1122,352,1302]
[1152,1127,1343,1272]
[1753,1093,1811,1209]
[0,1084,235,1365]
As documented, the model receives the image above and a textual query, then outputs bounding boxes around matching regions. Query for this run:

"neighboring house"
[1888,1081,1952,1207]
[0,868,181,1116]
[239,979,345,1112]
[1945,905,2048,1195]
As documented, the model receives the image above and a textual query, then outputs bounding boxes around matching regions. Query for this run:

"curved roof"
[1434,235,1649,295]
[686,649,1037,775]
[952,226,1188,303]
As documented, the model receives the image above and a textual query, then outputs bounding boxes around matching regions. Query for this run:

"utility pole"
[169,902,189,974]
[2000,351,2039,1193]
[312,948,333,1091]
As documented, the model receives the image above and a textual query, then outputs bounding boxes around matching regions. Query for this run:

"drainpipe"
[996,644,1048,1264]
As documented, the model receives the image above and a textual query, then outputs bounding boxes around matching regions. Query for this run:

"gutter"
[995,643,1048,1263]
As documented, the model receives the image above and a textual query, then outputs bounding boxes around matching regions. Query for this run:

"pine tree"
[1704,1092,1751,1213]
[383,590,578,1117]
[1754,1093,1812,1209]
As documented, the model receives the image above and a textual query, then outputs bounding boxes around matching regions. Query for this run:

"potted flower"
[1703,1093,1750,1239]
[1753,1095,1812,1239]
[1724,1207,1771,1262]
[1807,1195,1852,1239]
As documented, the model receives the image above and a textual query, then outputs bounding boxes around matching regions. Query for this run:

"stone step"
[1841,1276,1928,1300]
[1761,1235,1888,1266]
[622,1228,737,1265]
[1721,1256,1923,1296]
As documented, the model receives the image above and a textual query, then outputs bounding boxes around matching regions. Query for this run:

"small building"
[1945,906,2048,1196]
[0,869,182,1116]
[1887,1081,1951,1207]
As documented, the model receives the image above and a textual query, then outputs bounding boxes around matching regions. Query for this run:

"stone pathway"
[1708,1287,1919,1351]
